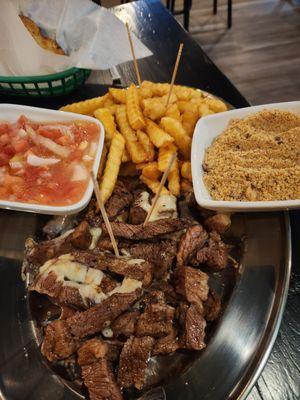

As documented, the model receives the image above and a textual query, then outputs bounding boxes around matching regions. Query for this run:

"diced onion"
[71,164,88,181]
[18,128,27,138]
[26,125,70,158]
[9,161,24,169]
[82,155,93,162]
[41,124,74,140]
[89,142,97,157]
[27,153,60,167]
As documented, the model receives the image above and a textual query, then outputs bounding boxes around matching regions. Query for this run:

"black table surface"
[0,1,299,399]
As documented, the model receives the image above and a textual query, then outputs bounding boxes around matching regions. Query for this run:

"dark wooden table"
[0,1,299,399]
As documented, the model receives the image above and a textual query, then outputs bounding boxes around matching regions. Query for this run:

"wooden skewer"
[125,22,142,87]
[144,152,177,225]
[165,43,184,108]
[91,172,120,257]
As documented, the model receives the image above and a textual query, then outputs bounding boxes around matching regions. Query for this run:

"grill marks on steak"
[102,218,192,240]
[117,336,155,390]
[67,290,142,339]
[177,225,208,266]
[41,320,76,362]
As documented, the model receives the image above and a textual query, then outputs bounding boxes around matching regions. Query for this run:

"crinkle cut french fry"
[165,103,181,121]
[158,143,177,172]
[168,156,180,196]
[100,133,125,203]
[97,143,108,179]
[205,97,228,113]
[109,88,127,104]
[59,93,109,115]
[126,84,146,130]
[142,98,166,121]
[94,108,117,143]
[181,110,199,137]
[199,102,214,117]
[145,119,174,148]
[160,117,191,160]
[181,161,192,181]
[142,162,161,180]
[119,162,140,177]
[141,81,170,97]
[122,147,130,162]
[140,174,169,195]
[173,85,193,101]
[139,86,153,99]
[136,130,155,161]
[178,101,198,114]
[115,105,147,164]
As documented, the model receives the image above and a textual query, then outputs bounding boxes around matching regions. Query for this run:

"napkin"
[0,0,152,76]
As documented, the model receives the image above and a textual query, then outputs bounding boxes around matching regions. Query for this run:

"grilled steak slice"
[102,218,192,240]
[125,240,177,280]
[82,359,123,400]
[117,336,155,390]
[153,327,180,355]
[105,181,133,220]
[101,275,118,294]
[41,320,76,362]
[177,225,208,266]
[78,338,108,366]
[204,289,222,321]
[25,231,74,266]
[112,310,140,338]
[67,289,142,338]
[150,282,178,306]
[204,213,231,234]
[129,190,150,225]
[97,237,115,251]
[183,303,206,351]
[175,265,209,307]
[60,305,77,320]
[70,221,92,250]
[135,302,175,338]
[192,231,229,270]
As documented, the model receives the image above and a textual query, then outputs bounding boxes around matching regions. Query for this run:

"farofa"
[203,109,300,201]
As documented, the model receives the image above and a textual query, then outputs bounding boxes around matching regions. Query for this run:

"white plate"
[191,101,300,212]
[0,104,104,215]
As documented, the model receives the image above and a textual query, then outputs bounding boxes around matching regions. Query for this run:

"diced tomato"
[17,115,29,129]
[0,124,10,135]
[0,133,10,145]
[38,127,62,140]
[0,187,9,198]
[3,145,15,157]
[13,139,28,153]
[56,135,71,146]
[0,153,10,167]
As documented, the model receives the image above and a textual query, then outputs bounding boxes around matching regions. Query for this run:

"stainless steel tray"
[0,210,291,400]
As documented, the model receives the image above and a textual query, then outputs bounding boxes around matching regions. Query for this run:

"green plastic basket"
[0,67,91,98]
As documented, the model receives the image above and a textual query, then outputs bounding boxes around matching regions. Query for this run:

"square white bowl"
[0,104,104,215]
[191,101,300,212]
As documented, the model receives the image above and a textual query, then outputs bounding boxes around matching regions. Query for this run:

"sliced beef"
[102,218,192,240]
[153,327,180,355]
[111,310,140,338]
[25,232,74,266]
[175,265,209,306]
[60,305,77,320]
[204,290,222,321]
[117,336,155,390]
[105,181,133,220]
[204,213,231,234]
[97,238,115,252]
[135,302,175,338]
[85,199,103,227]
[184,303,206,351]
[129,190,149,225]
[177,225,208,266]
[150,282,179,306]
[125,240,177,280]
[82,359,123,400]
[100,275,118,294]
[41,320,76,362]
[78,338,108,366]
[106,258,153,287]
[67,289,142,338]
[192,231,229,270]
[70,221,92,250]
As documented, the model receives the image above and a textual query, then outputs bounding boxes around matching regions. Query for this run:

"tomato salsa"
[0,116,100,206]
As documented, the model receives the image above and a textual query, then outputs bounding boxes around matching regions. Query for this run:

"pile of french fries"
[60,81,227,203]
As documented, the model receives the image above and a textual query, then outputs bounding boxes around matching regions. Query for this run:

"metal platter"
[0,208,290,400]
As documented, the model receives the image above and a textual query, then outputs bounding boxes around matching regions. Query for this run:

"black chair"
[166,0,192,31]
[213,0,232,29]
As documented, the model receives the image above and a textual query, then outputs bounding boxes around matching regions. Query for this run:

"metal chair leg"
[184,0,192,31]
[228,0,232,28]
[213,0,218,15]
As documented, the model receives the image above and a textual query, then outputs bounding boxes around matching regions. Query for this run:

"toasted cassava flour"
[203,109,300,201]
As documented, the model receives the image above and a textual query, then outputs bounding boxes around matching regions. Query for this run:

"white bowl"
[191,101,300,212]
[0,104,104,215]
